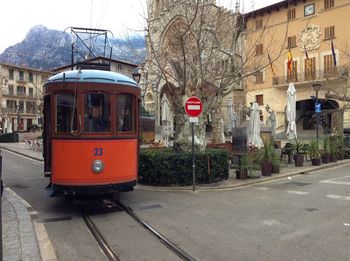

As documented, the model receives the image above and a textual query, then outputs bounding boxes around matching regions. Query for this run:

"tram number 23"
[94,147,103,156]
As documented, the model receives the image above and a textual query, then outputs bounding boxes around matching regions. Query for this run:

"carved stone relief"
[299,24,321,51]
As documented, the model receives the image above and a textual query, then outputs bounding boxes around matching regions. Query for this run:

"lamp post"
[16,104,20,131]
[265,104,270,113]
[132,66,141,84]
[312,83,322,142]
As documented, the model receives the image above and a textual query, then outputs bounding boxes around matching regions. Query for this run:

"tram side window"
[117,94,135,132]
[56,93,77,133]
[84,93,111,132]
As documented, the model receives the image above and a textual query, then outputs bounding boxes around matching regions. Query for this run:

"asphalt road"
[2,149,350,260]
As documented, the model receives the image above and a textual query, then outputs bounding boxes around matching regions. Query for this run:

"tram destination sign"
[185,96,203,117]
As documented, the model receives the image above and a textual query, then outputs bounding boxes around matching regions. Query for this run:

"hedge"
[0,133,19,143]
[138,148,229,186]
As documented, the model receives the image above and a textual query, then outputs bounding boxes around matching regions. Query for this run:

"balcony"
[272,67,348,86]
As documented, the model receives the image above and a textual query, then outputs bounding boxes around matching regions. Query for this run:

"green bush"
[138,148,229,186]
[0,133,19,142]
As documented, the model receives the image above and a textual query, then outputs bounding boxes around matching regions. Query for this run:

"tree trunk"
[211,100,225,144]
[173,113,207,152]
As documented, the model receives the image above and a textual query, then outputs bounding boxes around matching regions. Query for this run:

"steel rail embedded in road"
[81,213,120,261]
[117,201,197,261]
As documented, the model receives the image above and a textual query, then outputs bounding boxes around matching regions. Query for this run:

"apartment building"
[244,0,350,137]
[0,63,52,133]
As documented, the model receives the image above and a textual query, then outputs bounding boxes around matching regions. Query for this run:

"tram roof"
[46,69,139,88]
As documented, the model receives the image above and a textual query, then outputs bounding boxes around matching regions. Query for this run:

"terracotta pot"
[261,162,273,176]
[311,158,321,166]
[321,153,330,164]
[294,153,304,167]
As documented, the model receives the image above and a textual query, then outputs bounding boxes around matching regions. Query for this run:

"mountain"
[0,25,146,70]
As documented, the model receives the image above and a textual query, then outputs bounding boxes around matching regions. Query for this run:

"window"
[255,71,264,84]
[117,64,123,71]
[255,44,263,55]
[19,71,24,81]
[304,57,316,80]
[6,100,16,112]
[287,36,297,48]
[256,95,264,106]
[324,0,334,9]
[26,102,35,114]
[287,61,298,82]
[8,85,14,95]
[18,101,24,113]
[9,69,14,80]
[325,26,335,39]
[324,54,337,77]
[287,8,296,20]
[84,93,111,133]
[17,86,26,96]
[117,94,135,133]
[56,93,77,133]
[29,88,34,97]
[255,19,263,29]
[29,72,33,83]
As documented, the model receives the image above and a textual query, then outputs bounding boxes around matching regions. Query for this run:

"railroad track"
[80,199,197,261]
[3,148,197,261]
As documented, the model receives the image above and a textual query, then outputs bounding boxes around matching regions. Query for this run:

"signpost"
[185,96,203,192]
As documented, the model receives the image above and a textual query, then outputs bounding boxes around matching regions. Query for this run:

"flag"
[305,48,311,71]
[287,49,293,72]
[267,52,276,78]
[331,40,337,66]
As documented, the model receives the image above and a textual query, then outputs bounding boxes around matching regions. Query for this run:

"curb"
[136,159,350,192]
[3,187,58,261]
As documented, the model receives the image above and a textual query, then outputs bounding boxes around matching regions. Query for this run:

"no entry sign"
[185,96,203,117]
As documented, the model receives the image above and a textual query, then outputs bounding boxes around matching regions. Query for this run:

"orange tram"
[43,69,140,198]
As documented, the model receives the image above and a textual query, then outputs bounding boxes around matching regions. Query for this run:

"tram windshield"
[84,93,111,132]
[56,93,77,133]
[117,94,135,132]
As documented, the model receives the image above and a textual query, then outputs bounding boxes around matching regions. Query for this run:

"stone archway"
[294,98,339,139]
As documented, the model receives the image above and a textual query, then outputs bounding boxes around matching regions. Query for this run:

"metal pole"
[316,90,319,142]
[192,122,196,192]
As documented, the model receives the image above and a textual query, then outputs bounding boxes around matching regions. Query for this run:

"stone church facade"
[142,0,245,144]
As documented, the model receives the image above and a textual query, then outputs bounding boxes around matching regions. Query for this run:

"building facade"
[143,0,244,142]
[0,63,52,133]
[244,0,350,138]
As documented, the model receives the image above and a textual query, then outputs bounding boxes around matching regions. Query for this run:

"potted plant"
[321,135,330,164]
[309,140,321,166]
[337,135,345,160]
[329,136,338,162]
[292,139,305,167]
[258,138,275,176]
[236,153,251,179]
[271,150,280,174]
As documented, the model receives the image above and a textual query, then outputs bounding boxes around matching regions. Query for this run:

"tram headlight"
[91,160,104,174]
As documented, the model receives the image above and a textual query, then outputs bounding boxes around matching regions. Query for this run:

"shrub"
[0,133,19,142]
[138,148,229,186]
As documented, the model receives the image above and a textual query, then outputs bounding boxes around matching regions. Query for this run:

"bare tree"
[145,0,288,151]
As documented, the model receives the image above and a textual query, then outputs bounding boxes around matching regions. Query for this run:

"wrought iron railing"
[272,66,348,86]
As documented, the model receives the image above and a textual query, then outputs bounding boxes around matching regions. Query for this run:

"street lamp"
[16,104,20,131]
[132,67,141,84]
[265,104,270,113]
[312,83,322,142]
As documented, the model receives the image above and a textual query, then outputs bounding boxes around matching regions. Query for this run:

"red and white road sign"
[185,96,203,117]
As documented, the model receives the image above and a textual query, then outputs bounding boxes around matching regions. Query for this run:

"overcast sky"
[0,0,281,53]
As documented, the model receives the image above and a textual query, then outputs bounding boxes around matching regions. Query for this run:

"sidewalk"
[1,142,56,261]
[1,142,350,260]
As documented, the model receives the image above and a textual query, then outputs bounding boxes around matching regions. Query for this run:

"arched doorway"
[295,98,339,138]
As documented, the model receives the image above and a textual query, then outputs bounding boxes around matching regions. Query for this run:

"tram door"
[43,95,51,174]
